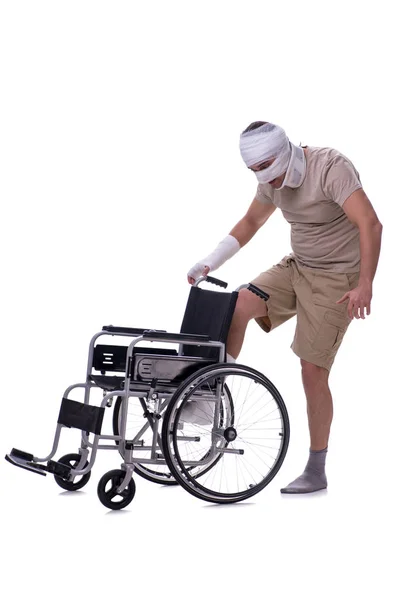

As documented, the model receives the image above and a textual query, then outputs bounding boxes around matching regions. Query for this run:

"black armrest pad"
[142,331,211,343]
[102,326,166,335]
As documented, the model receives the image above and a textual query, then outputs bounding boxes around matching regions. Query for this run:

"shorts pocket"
[312,272,351,308]
[312,310,347,353]
[346,272,360,289]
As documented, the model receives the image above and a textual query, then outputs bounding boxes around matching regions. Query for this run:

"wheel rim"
[163,365,289,501]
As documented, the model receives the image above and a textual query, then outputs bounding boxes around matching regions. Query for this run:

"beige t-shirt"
[256,146,362,272]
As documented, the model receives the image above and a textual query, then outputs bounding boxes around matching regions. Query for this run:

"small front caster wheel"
[54,453,91,491]
[97,470,136,510]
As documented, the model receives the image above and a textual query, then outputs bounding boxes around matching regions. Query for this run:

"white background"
[0,1,398,598]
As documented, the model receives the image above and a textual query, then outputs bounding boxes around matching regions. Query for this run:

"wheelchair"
[5,276,290,509]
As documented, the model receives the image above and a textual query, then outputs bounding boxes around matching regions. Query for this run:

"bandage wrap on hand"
[187,235,240,280]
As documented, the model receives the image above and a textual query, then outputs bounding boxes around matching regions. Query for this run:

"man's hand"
[187,266,210,285]
[336,281,372,319]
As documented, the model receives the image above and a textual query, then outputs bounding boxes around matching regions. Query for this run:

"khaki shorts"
[251,255,359,371]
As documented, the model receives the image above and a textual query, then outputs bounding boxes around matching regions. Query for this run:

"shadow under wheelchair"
[6,275,290,509]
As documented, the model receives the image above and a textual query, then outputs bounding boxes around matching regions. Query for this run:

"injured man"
[185,121,382,494]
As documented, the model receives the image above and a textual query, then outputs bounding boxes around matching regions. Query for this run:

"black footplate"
[5,448,73,481]
[5,448,47,476]
[9,448,34,461]
[46,460,72,479]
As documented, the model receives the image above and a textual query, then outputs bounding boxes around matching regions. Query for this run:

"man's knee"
[300,359,329,383]
[235,288,268,321]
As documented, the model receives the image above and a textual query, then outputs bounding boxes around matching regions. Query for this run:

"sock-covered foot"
[280,447,328,494]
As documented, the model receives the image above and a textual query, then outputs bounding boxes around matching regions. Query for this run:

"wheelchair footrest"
[46,460,72,479]
[5,448,47,476]
[5,449,74,480]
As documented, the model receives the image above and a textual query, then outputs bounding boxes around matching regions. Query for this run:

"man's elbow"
[372,219,383,234]
[357,217,383,233]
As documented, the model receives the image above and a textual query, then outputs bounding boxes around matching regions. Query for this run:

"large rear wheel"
[162,364,290,504]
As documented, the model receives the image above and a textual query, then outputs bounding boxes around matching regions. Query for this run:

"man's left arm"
[336,188,383,319]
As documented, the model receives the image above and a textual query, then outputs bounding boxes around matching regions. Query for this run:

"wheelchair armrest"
[142,331,211,343]
[102,326,167,335]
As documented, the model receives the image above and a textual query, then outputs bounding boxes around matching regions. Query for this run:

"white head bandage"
[239,122,306,189]
[279,143,306,189]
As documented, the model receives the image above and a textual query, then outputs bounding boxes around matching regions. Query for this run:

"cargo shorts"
[251,254,360,371]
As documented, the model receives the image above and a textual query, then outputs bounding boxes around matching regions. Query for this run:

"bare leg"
[281,360,331,494]
[226,289,269,358]
[301,360,332,451]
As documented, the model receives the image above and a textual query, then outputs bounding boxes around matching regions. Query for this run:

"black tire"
[162,363,290,504]
[97,469,136,510]
[54,453,91,491]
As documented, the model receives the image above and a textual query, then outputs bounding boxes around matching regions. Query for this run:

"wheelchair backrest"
[179,287,238,360]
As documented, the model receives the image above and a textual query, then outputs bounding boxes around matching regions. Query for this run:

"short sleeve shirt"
[256,146,362,272]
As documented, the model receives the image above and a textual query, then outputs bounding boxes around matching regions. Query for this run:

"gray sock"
[280,447,328,494]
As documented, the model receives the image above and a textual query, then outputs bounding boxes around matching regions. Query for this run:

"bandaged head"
[239,122,306,189]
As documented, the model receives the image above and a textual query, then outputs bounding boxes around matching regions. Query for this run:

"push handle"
[248,284,270,302]
[206,276,228,289]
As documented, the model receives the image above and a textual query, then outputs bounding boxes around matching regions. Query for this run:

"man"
[186,121,382,494]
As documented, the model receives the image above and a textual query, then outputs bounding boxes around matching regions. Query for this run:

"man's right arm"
[187,197,276,283]
[229,197,276,247]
